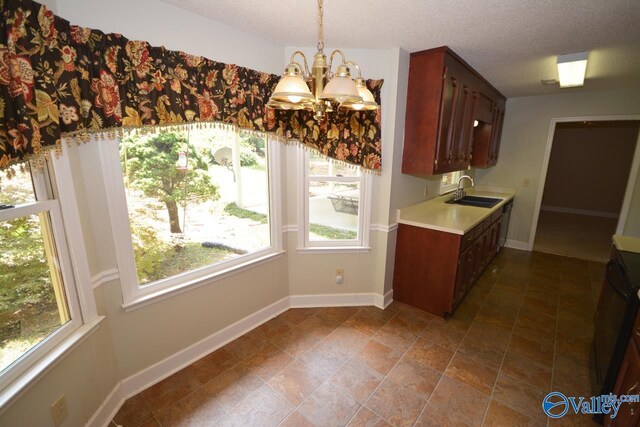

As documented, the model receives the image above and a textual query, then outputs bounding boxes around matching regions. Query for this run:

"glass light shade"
[557,51,588,88]
[340,78,378,111]
[270,72,314,105]
[267,99,308,110]
[321,75,361,103]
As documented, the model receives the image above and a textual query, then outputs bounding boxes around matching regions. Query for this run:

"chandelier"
[267,0,379,121]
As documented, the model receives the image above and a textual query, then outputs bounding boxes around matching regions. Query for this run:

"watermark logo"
[542,392,569,418]
[542,391,639,419]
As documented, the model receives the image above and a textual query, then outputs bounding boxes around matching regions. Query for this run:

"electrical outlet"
[51,395,68,427]
[424,186,429,198]
[522,178,531,187]
[335,268,344,284]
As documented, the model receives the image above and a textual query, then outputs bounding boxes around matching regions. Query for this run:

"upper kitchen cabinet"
[402,46,506,176]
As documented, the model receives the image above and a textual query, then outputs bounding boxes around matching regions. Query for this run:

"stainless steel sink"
[445,195,502,208]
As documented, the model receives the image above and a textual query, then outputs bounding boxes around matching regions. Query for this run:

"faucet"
[453,175,474,201]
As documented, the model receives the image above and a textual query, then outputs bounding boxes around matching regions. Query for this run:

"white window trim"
[98,133,282,310]
[440,170,463,195]
[0,144,101,409]
[297,148,371,252]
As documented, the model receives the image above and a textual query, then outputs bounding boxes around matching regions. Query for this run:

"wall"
[475,88,640,247]
[541,123,639,216]
[0,0,288,425]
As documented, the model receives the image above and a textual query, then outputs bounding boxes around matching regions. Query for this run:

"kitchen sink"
[445,195,502,208]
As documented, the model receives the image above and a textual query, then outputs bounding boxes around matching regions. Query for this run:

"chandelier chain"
[317,0,324,51]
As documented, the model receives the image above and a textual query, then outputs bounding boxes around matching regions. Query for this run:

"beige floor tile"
[280,410,315,427]
[241,343,294,381]
[353,339,403,375]
[268,360,330,406]
[298,382,361,427]
[444,352,498,395]
[406,337,455,373]
[141,369,201,415]
[322,325,370,355]
[365,378,426,427]
[428,376,489,426]
[347,406,391,426]
[329,359,384,403]
[155,388,229,427]
[414,402,470,426]
[500,351,552,391]
[113,394,154,427]
[299,340,349,374]
[317,306,361,323]
[344,311,389,336]
[203,363,263,412]
[277,308,322,326]
[371,323,417,352]
[226,384,294,426]
[483,399,538,427]
[186,348,239,384]
[387,356,441,399]
[492,372,548,422]
[270,326,322,358]
[223,330,268,361]
[255,317,293,341]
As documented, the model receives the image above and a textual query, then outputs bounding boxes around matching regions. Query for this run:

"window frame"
[0,145,98,402]
[98,130,283,310]
[297,148,371,252]
[440,170,463,195]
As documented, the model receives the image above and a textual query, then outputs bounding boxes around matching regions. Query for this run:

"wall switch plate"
[335,268,344,284]
[51,395,68,427]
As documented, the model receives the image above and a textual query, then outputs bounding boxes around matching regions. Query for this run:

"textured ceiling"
[159,0,640,97]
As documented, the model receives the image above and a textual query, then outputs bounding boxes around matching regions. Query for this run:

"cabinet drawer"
[461,231,476,252]
[482,218,492,231]
[491,209,503,223]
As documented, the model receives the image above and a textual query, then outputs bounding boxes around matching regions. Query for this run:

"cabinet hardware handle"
[628,382,639,395]
[636,328,640,336]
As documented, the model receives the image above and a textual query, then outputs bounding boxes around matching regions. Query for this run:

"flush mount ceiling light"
[267,0,379,120]
[557,51,589,88]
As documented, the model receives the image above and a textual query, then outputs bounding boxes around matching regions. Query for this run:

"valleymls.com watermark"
[542,391,640,419]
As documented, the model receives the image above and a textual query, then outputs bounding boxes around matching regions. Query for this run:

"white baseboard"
[289,292,389,310]
[86,380,124,427]
[89,296,289,427]
[540,205,619,219]
[89,291,390,426]
[504,240,530,251]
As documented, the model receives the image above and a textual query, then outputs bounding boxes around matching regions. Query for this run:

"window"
[0,152,96,395]
[100,127,282,308]
[440,170,462,195]
[299,149,371,250]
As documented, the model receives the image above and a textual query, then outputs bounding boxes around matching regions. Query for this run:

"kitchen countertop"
[397,189,515,235]
[613,235,640,254]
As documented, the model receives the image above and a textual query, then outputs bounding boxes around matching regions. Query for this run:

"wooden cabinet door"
[488,104,505,166]
[607,339,640,426]
[455,245,474,307]
[435,65,461,174]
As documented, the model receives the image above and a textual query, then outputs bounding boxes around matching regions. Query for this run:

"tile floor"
[113,248,604,426]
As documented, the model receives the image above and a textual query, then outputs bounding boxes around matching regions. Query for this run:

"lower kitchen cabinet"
[606,310,640,426]
[393,211,504,317]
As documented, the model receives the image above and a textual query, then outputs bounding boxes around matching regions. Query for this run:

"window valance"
[0,0,383,173]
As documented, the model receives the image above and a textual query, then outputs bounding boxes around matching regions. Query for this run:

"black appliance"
[498,199,513,248]
[592,245,640,422]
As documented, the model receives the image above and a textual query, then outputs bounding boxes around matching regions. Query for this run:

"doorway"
[533,120,640,262]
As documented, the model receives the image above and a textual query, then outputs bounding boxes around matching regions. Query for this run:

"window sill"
[0,316,105,412]
[297,246,371,254]
[122,250,286,312]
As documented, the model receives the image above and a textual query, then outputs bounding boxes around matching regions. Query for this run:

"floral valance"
[0,0,383,172]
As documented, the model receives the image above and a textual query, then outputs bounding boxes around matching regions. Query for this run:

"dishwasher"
[498,199,513,249]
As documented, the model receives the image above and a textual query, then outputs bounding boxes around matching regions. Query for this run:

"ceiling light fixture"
[557,51,589,88]
[267,0,379,121]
